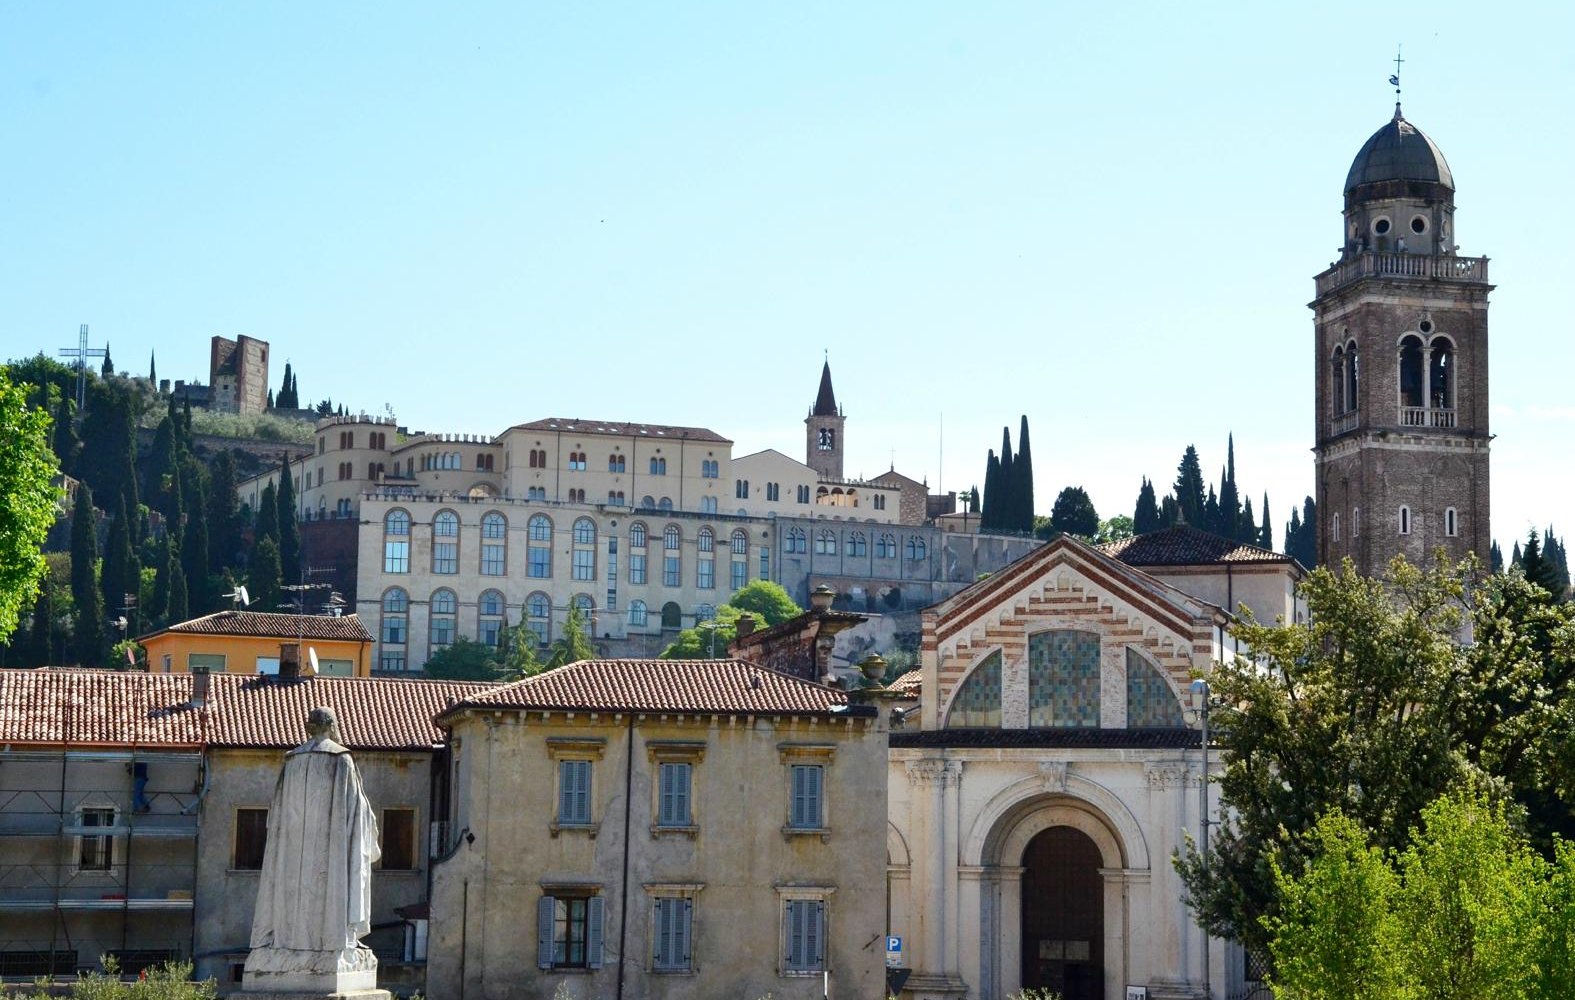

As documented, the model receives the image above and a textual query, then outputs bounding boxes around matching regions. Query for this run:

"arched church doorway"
[1021,825,1104,1000]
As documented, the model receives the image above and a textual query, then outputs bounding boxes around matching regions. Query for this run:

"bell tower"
[1312,102,1492,574]
[805,360,845,480]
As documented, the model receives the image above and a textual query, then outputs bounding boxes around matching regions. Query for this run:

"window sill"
[540,967,597,975]
[226,869,262,875]
[375,868,423,876]
[649,967,695,976]
[650,824,699,840]
[781,826,831,843]
[550,822,600,839]
[781,968,827,978]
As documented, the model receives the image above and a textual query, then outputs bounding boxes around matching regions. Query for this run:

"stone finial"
[809,585,836,611]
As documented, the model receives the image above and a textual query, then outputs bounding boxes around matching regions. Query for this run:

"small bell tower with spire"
[805,358,845,480]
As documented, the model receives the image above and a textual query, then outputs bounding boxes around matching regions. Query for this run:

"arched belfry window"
[1028,630,1101,728]
[1345,339,1359,411]
[1331,345,1346,415]
[1399,335,1425,409]
[945,650,1002,728]
[1429,336,1454,410]
[1126,648,1183,727]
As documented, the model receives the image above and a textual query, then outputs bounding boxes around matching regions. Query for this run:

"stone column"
[902,759,968,999]
[1144,760,1199,999]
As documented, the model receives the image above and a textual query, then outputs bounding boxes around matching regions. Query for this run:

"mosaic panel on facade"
[1125,647,1183,727]
[946,650,1002,728]
[1028,630,1101,728]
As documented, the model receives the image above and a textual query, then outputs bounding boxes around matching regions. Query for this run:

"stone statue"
[244,706,385,996]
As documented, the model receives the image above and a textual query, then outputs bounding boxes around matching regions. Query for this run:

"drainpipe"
[615,714,635,999]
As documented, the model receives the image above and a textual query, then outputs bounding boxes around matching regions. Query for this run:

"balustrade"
[1316,252,1489,296]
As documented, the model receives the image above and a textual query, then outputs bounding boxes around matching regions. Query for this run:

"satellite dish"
[306,647,320,676]
[238,586,251,608]
[115,616,127,630]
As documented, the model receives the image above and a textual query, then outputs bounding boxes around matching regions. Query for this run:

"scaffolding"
[0,748,202,978]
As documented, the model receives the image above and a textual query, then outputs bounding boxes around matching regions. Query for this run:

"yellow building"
[138,610,375,677]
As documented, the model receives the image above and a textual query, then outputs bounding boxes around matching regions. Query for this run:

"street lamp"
[1187,677,1217,999]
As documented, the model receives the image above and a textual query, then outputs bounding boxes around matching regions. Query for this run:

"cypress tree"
[1258,493,1273,550]
[69,485,106,666]
[1160,494,1180,528]
[1239,496,1257,547]
[100,343,113,378]
[166,542,188,623]
[278,363,296,409]
[968,485,980,514]
[1203,485,1220,536]
[1174,446,1206,527]
[249,536,282,614]
[267,388,275,409]
[1284,496,1317,569]
[1521,531,1564,599]
[981,450,1001,531]
[146,417,182,522]
[1490,540,1504,573]
[275,459,301,585]
[182,476,211,614]
[1219,434,1241,539]
[207,450,242,575]
[26,576,56,667]
[52,396,79,477]
[101,496,137,632]
[257,481,279,545]
[149,350,157,386]
[1134,478,1161,534]
[181,397,193,439]
[998,428,1016,533]
[1015,415,1035,530]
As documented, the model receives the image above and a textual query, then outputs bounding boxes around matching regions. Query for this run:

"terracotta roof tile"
[139,611,374,643]
[509,418,731,444]
[888,669,922,698]
[892,727,1200,749]
[1101,525,1293,567]
[441,659,857,719]
[0,669,204,747]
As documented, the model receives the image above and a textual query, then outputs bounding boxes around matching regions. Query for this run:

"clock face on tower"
[818,428,835,451]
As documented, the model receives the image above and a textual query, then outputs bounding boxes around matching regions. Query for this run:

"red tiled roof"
[1101,525,1294,567]
[888,669,922,698]
[509,418,731,444]
[440,659,854,720]
[0,669,494,751]
[0,669,205,747]
[204,674,496,750]
[139,611,374,643]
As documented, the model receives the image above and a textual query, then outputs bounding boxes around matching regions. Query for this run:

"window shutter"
[814,900,825,968]
[791,766,806,826]
[681,898,693,965]
[587,896,605,969]
[808,765,823,826]
[536,896,555,969]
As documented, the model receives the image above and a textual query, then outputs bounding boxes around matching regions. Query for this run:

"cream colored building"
[886,530,1302,1000]
[425,657,889,1000]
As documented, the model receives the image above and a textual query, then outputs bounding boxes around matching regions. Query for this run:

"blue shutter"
[681,898,693,967]
[790,766,806,826]
[659,764,674,825]
[674,763,690,825]
[558,761,572,822]
[537,895,555,969]
[807,765,823,827]
[813,900,825,969]
[587,895,605,969]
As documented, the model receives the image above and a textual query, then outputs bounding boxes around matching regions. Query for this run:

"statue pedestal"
[237,992,390,1000]
[242,946,383,998]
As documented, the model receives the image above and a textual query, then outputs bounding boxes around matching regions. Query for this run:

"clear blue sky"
[4,2,1571,553]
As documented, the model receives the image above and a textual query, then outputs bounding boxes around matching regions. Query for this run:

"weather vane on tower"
[1389,44,1403,100]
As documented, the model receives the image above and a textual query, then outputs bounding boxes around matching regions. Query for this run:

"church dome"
[1344,105,1454,193]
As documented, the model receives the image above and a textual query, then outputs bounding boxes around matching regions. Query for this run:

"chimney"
[735,616,756,638]
[280,643,301,678]
[191,667,210,709]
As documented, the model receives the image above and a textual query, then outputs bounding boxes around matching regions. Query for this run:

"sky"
[3,2,1572,554]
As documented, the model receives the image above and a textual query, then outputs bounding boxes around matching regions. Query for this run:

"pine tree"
[100,343,113,378]
[69,485,105,666]
[51,396,79,477]
[100,496,137,633]
[1258,493,1274,550]
[1174,446,1206,527]
[248,536,282,614]
[275,459,301,585]
[1015,415,1035,530]
[981,450,1001,531]
[1134,478,1162,534]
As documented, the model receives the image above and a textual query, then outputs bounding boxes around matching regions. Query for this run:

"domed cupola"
[1341,104,1457,257]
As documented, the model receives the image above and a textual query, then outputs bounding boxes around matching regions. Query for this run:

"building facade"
[1313,103,1492,573]
[425,657,889,1000]
[138,610,374,677]
[208,336,270,416]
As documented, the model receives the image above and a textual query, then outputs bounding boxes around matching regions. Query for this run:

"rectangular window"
[381,808,417,871]
[255,656,280,675]
[234,808,268,870]
[384,540,409,574]
[697,558,714,590]
[481,542,505,576]
[317,658,354,677]
[630,553,647,585]
[652,897,693,972]
[789,764,823,829]
[432,541,458,575]
[731,560,747,592]
[528,545,551,578]
[760,548,769,581]
[657,762,692,827]
[78,807,116,871]
[188,652,226,672]
[558,760,592,825]
[479,618,502,647]
[784,899,826,973]
[379,651,406,672]
[663,556,681,587]
[573,549,596,581]
[537,895,604,970]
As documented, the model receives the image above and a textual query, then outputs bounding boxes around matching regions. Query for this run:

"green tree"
[1014,415,1035,530]
[1133,477,1161,534]
[52,396,80,477]
[1265,810,1401,1000]
[149,350,157,386]
[100,496,138,633]
[1095,516,1135,545]
[1542,840,1575,998]
[727,580,802,627]
[0,371,60,644]
[248,536,282,616]
[181,476,211,614]
[422,637,508,681]
[547,606,596,667]
[163,535,188,623]
[100,342,113,378]
[1258,493,1273,551]
[495,622,546,678]
[1159,493,1179,528]
[981,449,1001,530]
[1045,486,1099,539]
[206,450,243,575]
[1174,445,1206,528]
[256,481,279,546]
[1521,530,1565,600]
[661,605,767,659]
[1219,435,1242,540]
[998,427,1015,532]
[145,416,183,523]
[69,484,106,666]
[1284,496,1317,568]
[275,459,301,585]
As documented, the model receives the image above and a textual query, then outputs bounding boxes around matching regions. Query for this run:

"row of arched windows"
[1330,331,1457,421]
[783,527,925,561]
[1330,506,1459,542]
[945,634,1184,729]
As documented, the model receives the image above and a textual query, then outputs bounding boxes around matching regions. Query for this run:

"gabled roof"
[508,418,731,444]
[1100,525,1295,568]
[926,534,1225,644]
[888,669,922,699]
[811,362,839,417]
[438,658,863,721]
[0,669,495,751]
[138,611,373,644]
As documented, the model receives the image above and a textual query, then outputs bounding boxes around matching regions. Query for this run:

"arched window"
[905,536,926,561]
[573,517,597,545]
[639,496,655,510]
[876,533,896,558]
[572,518,596,581]
[650,456,667,475]
[1398,506,1411,536]
[631,522,648,548]
[1399,335,1425,409]
[664,525,681,550]
[1353,507,1361,538]
[629,600,648,628]
[1429,336,1454,410]
[480,512,507,575]
[848,531,867,557]
[945,650,1001,728]
[432,510,459,574]
[1444,507,1458,537]
[1028,630,1101,727]
[699,496,718,514]
[571,594,595,623]
[816,530,837,556]
[526,592,551,646]
[787,528,807,554]
[383,509,410,574]
[697,527,715,590]
[429,589,457,651]
[658,497,673,511]
[478,589,506,648]
[1331,345,1346,415]
[698,527,714,553]
[1345,340,1359,412]
[1332,512,1341,542]
[731,529,748,555]
[380,588,408,645]
[1126,648,1183,727]
[660,601,682,629]
[527,514,553,578]
[663,525,682,586]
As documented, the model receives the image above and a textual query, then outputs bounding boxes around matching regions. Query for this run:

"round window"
[1419,320,1434,334]
[1411,215,1428,234]
[1373,217,1391,236]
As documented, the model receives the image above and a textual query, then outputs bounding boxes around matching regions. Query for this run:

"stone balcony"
[1316,252,1490,297]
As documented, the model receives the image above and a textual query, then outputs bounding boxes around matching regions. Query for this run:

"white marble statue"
[244,706,383,995]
